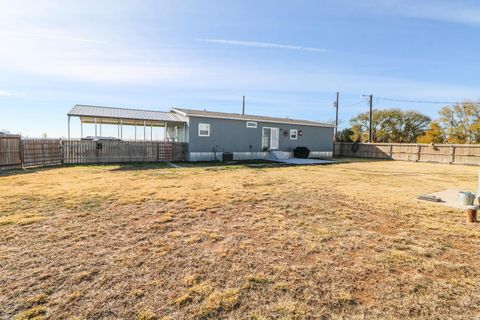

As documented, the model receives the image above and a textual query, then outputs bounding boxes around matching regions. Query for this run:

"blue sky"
[1,0,480,138]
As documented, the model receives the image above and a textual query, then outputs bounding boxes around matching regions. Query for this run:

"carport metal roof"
[68,105,186,126]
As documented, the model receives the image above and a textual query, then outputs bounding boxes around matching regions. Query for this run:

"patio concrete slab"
[421,188,478,210]
[272,158,335,165]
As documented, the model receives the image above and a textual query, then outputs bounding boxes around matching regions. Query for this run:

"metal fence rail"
[334,142,480,165]
[0,138,187,170]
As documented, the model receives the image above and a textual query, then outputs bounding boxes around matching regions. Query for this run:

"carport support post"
[164,122,168,141]
[150,123,153,141]
[80,121,83,138]
[67,116,71,139]
[143,121,146,141]
[95,118,98,137]
[134,123,137,141]
[120,120,123,140]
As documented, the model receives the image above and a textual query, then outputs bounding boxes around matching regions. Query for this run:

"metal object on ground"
[458,191,475,206]
[466,205,478,223]
[417,195,442,202]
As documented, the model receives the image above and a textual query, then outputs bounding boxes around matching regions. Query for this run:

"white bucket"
[458,191,475,206]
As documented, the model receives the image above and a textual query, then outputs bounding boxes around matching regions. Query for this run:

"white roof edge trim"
[170,108,188,117]
[175,113,335,128]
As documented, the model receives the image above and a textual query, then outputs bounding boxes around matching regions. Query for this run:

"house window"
[198,123,210,137]
[290,129,298,140]
[246,121,257,128]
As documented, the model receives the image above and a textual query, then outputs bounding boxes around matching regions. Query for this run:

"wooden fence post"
[416,144,421,162]
[42,142,46,167]
[19,137,24,169]
[60,139,64,165]
[450,145,456,164]
[388,144,393,159]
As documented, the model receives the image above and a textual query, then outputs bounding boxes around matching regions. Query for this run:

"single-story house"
[171,108,335,161]
[68,105,335,161]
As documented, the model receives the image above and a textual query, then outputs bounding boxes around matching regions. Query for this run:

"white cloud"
[197,38,329,52]
[0,0,477,104]
[0,89,13,96]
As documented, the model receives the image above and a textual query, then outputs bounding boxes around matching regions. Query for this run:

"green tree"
[417,121,445,143]
[350,109,430,143]
[335,128,354,142]
[438,103,480,143]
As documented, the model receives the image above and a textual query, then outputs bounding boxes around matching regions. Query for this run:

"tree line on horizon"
[336,102,480,144]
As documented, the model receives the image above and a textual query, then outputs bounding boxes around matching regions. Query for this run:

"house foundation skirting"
[309,151,333,158]
[187,151,333,162]
[188,152,268,161]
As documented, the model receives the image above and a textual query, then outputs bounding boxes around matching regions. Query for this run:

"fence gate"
[0,134,21,170]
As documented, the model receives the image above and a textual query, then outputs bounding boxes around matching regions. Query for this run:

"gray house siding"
[187,116,334,161]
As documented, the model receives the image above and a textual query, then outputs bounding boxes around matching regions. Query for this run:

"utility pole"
[334,92,339,141]
[361,94,374,142]
[242,95,246,115]
[368,94,373,143]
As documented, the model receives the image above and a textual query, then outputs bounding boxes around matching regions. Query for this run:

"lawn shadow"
[0,165,63,177]
[1,158,350,176]
[110,162,174,171]
[331,156,392,164]
[179,160,276,168]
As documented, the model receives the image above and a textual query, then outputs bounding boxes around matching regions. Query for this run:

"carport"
[67,104,187,142]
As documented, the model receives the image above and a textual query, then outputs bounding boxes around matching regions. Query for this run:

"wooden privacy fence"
[0,134,22,169]
[334,142,480,165]
[63,140,186,164]
[0,139,186,170]
[22,139,63,167]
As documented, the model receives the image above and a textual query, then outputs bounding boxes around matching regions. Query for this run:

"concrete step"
[269,150,289,160]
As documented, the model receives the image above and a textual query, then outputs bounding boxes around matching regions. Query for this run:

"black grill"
[293,147,310,158]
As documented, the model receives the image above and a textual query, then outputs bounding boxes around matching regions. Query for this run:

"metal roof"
[171,108,335,128]
[68,105,186,123]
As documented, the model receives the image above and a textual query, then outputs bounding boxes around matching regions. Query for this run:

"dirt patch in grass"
[1,161,480,319]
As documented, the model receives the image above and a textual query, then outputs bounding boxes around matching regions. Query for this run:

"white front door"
[270,128,279,150]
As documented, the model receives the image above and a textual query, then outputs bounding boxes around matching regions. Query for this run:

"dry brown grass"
[1,160,480,319]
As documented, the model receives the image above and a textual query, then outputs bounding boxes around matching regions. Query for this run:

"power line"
[378,97,480,104]
[343,99,368,108]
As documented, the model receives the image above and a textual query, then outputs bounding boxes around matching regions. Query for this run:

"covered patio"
[67,105,187,142]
